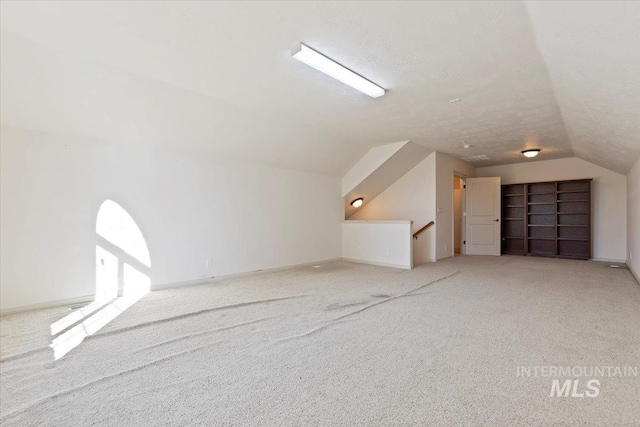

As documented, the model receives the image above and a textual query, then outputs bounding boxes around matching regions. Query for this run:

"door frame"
[452,173,468,256]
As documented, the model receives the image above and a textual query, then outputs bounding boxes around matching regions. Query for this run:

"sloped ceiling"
[343,142,430,219]
[0,1,638,176]
[526,2,640,174]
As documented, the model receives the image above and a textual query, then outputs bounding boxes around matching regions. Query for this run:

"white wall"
[350,153,436,263]
[0,126,342,311]
[477,157,627,262]
[342,221,413,269]
[627,158,640,281]
[348,152,477,263]
[435,152,476,260]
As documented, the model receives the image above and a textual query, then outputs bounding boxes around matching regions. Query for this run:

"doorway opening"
[453,175,465,256]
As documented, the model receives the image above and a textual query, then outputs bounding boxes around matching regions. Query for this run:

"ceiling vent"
[462,154,490,162]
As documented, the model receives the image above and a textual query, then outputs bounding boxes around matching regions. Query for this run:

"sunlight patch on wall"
[96,200,151,267]
[96,245,118,302]
[49,200,151,360]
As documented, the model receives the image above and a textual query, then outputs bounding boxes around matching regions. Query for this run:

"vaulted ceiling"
[1,1,638,176]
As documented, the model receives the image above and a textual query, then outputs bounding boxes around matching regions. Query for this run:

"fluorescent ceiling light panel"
[293,44,385,98]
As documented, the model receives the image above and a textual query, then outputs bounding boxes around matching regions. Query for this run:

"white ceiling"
[526,2,640,174]
[1,1,638,176]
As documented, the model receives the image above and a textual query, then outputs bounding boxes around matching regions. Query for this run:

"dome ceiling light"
[522,149,541,158]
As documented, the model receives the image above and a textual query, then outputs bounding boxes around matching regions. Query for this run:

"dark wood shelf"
[557,253,590,260]
[502,179,591,259]
[557,190,589,194]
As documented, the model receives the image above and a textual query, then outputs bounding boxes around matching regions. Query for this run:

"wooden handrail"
[413,221,434,239]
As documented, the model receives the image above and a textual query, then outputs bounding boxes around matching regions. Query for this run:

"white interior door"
[465,177,501,256]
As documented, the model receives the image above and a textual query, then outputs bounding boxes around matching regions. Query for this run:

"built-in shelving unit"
[501,184,526,255]
[500,179,592,259]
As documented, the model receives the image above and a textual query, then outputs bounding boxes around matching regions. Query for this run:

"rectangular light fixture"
[292,44,385,98]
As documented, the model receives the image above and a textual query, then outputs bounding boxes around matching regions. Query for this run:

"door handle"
[494,219,500,222]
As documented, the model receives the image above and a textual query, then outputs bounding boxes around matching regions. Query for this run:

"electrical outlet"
[445,244,448,252]
[386,249,390,257]
[205,259,212,268]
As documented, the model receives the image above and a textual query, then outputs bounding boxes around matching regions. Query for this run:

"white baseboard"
[152,258,343,290]
[0,294,95,317]
[151,277,215,292]
[413,259,436,265]
[591,258,627,263]
[0,258,343,316]
[4,256,633,317]
[342,258,412,270]
[628,264,640,285]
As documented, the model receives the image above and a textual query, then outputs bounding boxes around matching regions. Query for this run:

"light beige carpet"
[1,256,639,426]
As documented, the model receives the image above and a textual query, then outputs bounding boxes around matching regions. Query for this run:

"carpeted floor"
[1,256,639,426]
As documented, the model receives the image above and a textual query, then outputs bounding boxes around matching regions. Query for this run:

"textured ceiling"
[526,2,640,174]
[0,1,638,176]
